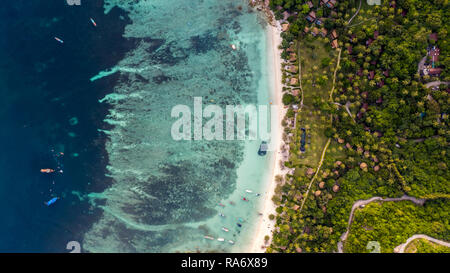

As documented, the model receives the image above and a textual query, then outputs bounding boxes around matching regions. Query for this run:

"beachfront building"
[289,53,297,62]
[331,39,339,48]
[311,27,319,37]
[426,68,442,76]
[285,65,298,73]
[290,77,299,86]
[326,0,337,8]
[287,45,296,53]
[321,0,337,8]
[316,17,325,25]
[330,29,338,40]
[306,11,316,22]
[429,33,438,43]
[320,28,328,37]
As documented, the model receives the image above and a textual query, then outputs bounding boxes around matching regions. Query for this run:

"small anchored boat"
[219,213,225,217]
[245,189,253,193]
[90,18,97,27]
[41,169,55,173]
[217,238,225,242]
[228,240,235,245]
[222,227,229,232]
[204,235,214,240]
[45,197,59,206]
[54,37,64,44]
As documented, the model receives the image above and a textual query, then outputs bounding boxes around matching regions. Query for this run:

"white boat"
[222,227,229,232]
[228,240,235,245]
[204,236,214,240]
[217,238,225,242]
[231,44,236,50]
[245,189,253,193]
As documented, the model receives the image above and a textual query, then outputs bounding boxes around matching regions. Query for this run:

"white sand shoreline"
[248,20,285,253]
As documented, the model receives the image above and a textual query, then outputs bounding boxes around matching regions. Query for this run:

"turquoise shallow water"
[82,0,273,252]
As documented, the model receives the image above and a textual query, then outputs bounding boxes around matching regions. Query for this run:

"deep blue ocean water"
[0,0,132,252]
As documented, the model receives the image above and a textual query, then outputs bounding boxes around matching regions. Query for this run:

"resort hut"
[306,11,316,22]
[337,138,345,144]
[306,168,315,176]
[290,77,298,85]
[326,0,337,8]
[282,23,290,32]
[429,33,438,42]
[332,184,340,192]
[311,27,319,36]
[289,65,298,73]
[287,45,296,53]
[331,39,339,48]
[314,190,321,197]
[293,205,300,210]
[289,53,297,62]
[282,11,290,21]
[306,1,314,9]
[373,165,380,172]
[320,28,328,37]
[360,162,368,170]
[428,68,442,76]
[357,146,364,154]
[330,29,338,40]
[364,151,370,158]
[316,17,325,26]
[319,181,325,189]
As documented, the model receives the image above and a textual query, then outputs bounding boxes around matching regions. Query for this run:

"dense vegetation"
[345,200,449,252]
[266,0,449,253]
[405,238,450,253]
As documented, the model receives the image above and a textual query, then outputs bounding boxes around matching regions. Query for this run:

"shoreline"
[248,20,285,253]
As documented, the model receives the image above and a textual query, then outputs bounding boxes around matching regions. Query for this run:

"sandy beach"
[248,20,285,253]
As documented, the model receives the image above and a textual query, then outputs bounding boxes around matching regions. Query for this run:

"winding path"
[347,0,362,26]
[417,56,427,75]
[337,195,426,253]
[394,234,450,253]
[425,81,450,89]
